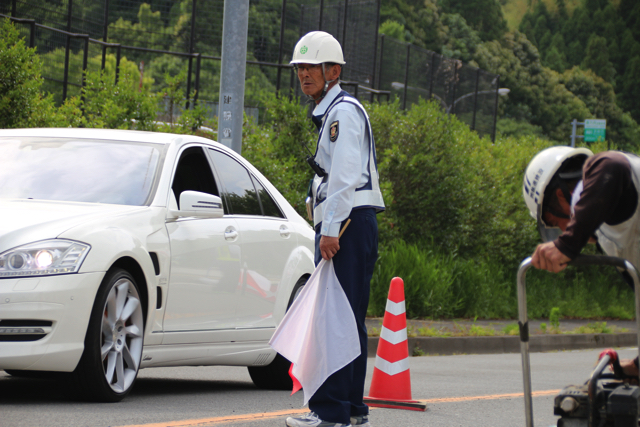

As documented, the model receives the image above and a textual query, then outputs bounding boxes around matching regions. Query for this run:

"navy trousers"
[310,208,378,424]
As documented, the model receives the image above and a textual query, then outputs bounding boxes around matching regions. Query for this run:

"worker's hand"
[620,358,639,378]
[319,235,340,260]
[531,241,571,273]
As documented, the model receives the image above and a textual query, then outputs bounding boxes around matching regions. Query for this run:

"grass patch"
[367,320,629,338]
[369,242,635,321]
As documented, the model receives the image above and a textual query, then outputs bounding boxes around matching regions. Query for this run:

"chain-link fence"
[2,0,501,140]
[376,36,501,140]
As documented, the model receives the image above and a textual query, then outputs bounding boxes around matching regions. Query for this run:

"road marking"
[421,389,560,403]
[116,390,561,426]
[116,408,309,427]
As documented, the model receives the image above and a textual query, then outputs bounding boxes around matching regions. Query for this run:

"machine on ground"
[517,255,640,427]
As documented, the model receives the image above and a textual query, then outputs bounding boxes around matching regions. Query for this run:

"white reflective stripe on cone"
[385,299,406,316]
[374,355,410,376]
[380,326,408,345]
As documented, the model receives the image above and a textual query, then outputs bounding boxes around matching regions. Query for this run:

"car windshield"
[0,137,162,206]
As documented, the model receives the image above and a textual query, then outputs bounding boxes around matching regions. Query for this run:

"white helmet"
[523,146,593,241]
[291,31,346,65]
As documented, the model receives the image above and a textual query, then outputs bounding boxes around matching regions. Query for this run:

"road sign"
[584,119,606,142]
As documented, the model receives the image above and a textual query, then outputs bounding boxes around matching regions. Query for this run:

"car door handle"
[279,224,291,238]
[225,227,238,241]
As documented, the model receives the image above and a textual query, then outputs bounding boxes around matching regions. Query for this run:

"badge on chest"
[329,120,339,142]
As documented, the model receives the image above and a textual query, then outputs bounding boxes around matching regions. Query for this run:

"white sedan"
[0,128,315,402]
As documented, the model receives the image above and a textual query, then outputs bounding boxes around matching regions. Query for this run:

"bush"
[0,18,57,128]
[369,98,548,265]
[241,93,317,218]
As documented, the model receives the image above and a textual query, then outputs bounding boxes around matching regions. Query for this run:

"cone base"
[363,397,427,411]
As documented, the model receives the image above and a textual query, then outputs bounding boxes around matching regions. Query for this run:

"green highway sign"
[584,119,606,142]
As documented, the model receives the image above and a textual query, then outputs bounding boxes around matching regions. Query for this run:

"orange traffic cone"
[364,277,426,411]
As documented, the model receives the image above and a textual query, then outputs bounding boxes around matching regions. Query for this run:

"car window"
[251,175,285,218]
[0,137,161,206]
[208,149,262,216]
[171,147,219,209]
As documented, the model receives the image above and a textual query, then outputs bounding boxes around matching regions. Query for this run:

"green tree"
[556,0,568,21]
[581,34,616,85]
[107,3,173,61]
[379,20,413,43]
[619,0,640,41]
[379,0,446,51]
[440,13,482,62]
[474,30,591,141]
[618,57,640,124]
[544,46,567,73]
[438,0,507,41]
[561,8,590,66]
[560,67,639,150]
[617,30,640,89]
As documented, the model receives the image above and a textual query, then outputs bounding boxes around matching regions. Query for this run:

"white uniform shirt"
[311,84,380,237]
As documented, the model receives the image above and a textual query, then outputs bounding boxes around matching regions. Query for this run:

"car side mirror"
[171,191,224,218]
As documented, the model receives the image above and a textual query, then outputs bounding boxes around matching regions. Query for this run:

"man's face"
[542,188,572,231]
[297,63,325,98]
[296,63,340,100]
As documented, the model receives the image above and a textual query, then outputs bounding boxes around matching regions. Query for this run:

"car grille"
[0,320,52,341]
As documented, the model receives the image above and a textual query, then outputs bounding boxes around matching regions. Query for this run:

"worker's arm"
[556,152,636,257]
[620,357,639,378]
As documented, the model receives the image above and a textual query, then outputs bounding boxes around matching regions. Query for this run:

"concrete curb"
[367,333,638,357]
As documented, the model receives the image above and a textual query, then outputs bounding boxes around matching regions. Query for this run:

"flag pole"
[339,219,351,239]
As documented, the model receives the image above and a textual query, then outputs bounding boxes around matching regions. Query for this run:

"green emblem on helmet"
[300,45,308,54]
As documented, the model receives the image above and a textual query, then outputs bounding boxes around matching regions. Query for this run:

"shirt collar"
[312,84,342,117]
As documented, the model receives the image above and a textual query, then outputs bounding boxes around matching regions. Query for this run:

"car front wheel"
[73,268,145,402]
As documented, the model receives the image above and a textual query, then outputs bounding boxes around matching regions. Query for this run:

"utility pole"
[218,0,249,154]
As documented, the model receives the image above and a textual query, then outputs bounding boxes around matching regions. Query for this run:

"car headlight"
[0,240,91,278]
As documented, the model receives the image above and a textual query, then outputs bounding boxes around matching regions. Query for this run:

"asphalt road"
[2,347,638,427]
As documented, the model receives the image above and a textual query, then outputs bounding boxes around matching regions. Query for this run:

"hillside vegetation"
[501,0,583,30]
[381,0,640,150]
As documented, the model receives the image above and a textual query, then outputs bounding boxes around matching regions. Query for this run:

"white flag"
[269,258,360,405]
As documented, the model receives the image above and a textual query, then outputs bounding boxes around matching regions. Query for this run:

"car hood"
[0,199,147,252]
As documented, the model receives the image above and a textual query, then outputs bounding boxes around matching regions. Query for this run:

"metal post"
[289,66,295,100]
[571,119,577,147]
[375,34,384,91]
[11,0,16,16]
[62,0,73,101]
[471,68,480,131]
[101,0,110,70]
[115,44,121,84]
[28,20,35,48]
[342,0,348,47]
[491,75,500,142]
[276,0,287,94]
[80,35,89,112]
[81,35,89,90]
[318,0,324,30]
[194,53,201,106]
[517,258,534,427]
[218,0,249,154]
[185,0,197,110]
[402,43,410,110]
[371,0,381,92]
[450,60,458,115]
[428,52,435,99]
